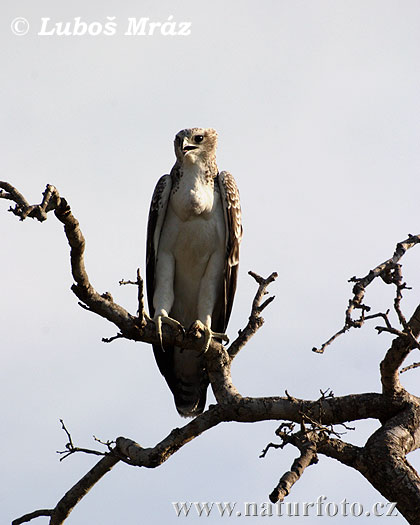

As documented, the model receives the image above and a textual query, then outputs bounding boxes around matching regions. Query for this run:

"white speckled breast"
[171,165,215,221]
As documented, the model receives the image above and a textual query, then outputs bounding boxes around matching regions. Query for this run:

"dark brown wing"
[145,175,176,387]
[146,174,172,318]
[214,171,243,332]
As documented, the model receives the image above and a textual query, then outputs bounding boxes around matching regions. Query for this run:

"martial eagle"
[146,128,242,417]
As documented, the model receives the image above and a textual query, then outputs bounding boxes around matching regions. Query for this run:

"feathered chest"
[170,168,219,221]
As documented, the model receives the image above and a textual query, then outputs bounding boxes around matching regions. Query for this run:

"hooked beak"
[182,138,198,155]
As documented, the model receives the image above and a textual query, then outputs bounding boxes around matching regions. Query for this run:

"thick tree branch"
[265,424,319,503]
[316,437,362,469]
[4,182,420,524]
[7,394,419,523]
[380,304,420,397]
[361,405,420,523]
[270,441,318,503]
[12,454,119,525]
[114,391,402,470]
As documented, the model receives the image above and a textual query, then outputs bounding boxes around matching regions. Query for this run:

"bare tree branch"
[11,454,119,525]
[101,333,124,344]
[228,270,277,359]
[380,304,420,396]
[361,405,420,523]
[401,362,420,374]
[4,182,420,524]
[119,268,149,326]
[0,182,276,357]
[56,420,107,461]
[269,434,318,503]
[316,437,362,468]
[12,510,53,525]
[314,233,420,353]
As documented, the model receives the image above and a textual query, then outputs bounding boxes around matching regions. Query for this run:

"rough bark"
[2,182,420,525]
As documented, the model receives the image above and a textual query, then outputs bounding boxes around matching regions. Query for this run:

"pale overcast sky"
[2,1,420,523]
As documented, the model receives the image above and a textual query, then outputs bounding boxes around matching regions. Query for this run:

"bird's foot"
[155,314,185,350]
[189,320,229,355]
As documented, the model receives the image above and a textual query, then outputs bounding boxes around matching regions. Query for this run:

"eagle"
[146,128,242,417]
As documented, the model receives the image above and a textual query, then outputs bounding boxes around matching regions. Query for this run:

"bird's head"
[174,128,218,164]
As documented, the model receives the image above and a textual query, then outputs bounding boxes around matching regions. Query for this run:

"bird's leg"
[154,310,185,350]
[189,319,229,355]
[193,251,230,354]
[152,252,185,349]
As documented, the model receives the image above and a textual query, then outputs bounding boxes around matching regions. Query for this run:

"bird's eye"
[194,135,204,144]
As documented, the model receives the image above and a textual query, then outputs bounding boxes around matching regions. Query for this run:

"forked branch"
[0,182,274,357]
[314,233,420,354]
[4,182,420,525]
[228,270,277,358]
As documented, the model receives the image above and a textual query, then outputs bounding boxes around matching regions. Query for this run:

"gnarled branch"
[3,182,420,525]
[314,233,420,354]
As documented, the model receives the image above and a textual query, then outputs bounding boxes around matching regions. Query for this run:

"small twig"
[375,326,406,337]
[312,325,349,354]
[1,182,32,215]
[261,422,297,458]
[12,509,53,525]
[94,435,116,452]
[58,446,106,462]
[299,412,331,434]
[375,325,420,352]
[249,270,278,315]
[275,422,296,436]
[338,422,356,432]
[285,390,297,402]
[228,271,277,359]
[0,181,60,221]
[102,333,124,343]
[319,388,334,399]
[365,310,392,328]
[77,302,93,312]
[259,295,275,312]
[390,264,412,330]
[136,268,149,325]
[119,269,149,326]
[400,362,420,374]
[57,420,106,461]
[119,279,138,286]
[260,442,283,458]
[59,419,75,450]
